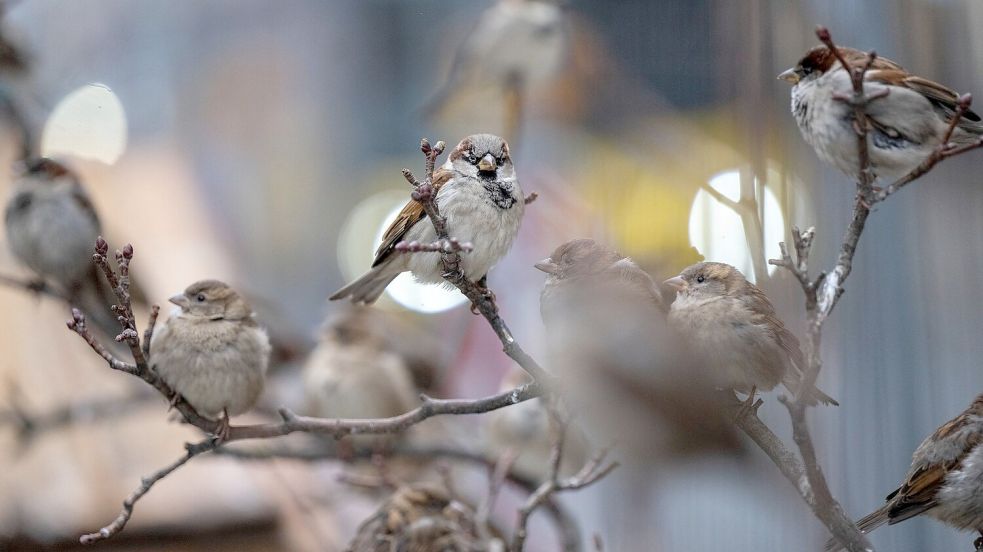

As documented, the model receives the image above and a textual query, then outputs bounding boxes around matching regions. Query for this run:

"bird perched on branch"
[331,134,524,305]
[827,393,983,551]
[665,262,837,406]
[537,240,740,459]
[150,280,270,440]
[302,306,420,450]
[423,0,568,119]
[780,45,983,180]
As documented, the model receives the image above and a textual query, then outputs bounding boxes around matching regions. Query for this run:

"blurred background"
[0,0,981,550]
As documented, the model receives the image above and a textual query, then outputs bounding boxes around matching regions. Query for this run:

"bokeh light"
[688,169,784,283]
[41,83,127,164]
[336,190,467,313]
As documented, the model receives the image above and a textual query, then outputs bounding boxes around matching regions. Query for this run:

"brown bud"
[95,236,108,255]
[122,244,133,259]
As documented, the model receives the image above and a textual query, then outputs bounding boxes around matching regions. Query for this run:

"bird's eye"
[467,153,477,164]
[696,275,706,283]
[196,294,206,302]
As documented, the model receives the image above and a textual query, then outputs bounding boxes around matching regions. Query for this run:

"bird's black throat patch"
[483,180,517,209]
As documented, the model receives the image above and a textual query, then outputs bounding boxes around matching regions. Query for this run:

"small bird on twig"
[826,392,983,551]
[302,306,420,450]
[780,45,983,180]
[423,0,568,124]
[665,262,837,407]
[537,240,741,459]
[150,280,270,441]
[330,134,524,305]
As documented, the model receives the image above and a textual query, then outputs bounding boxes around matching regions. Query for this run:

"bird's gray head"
[170,279,253,321]
[664,262,746,300]
[447,133,514,182]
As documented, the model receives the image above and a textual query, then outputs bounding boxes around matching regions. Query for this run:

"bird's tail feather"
[783,374,839,406]
[824,504,889,551]
[329,265,399,305]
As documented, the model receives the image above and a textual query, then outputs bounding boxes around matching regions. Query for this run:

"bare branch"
[79,438,219,544]
[0,273,65,300]
[524,191,539,205]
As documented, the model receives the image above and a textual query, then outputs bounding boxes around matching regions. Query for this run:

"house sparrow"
[346,483,499,551]
[331,134,524,304]
[780,45,983,180]
[537,240,741,460]
[424,0,568,116]
[302,306,420,449]
[536,238,665,325]
[150,280,270,440]
[5,158,100,293]
[665,262,837,406]
[827,393,983,551]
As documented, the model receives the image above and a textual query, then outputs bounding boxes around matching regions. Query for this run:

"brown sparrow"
[536,237,665,325]
[665,262,837,406]
[5,158,100,293]
[302,307,419,448]
[424,0,567,115]
[150,280,270,440]
[537,240,740,459]
[780,45,983,180]
[827,393,983,551]
[331,134,524,304]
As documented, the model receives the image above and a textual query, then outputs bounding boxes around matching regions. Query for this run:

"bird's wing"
[867,69,982,124]
[371,168,453,267]
[744,284,806,369]
[887,410,983,523]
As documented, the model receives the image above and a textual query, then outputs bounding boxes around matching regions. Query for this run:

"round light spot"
[41,83,127,164]
[336,190,467,314]
[688,170,785,283]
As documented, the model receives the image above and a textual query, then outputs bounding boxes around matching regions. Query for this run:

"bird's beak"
[534,258,559,274]
[477,153,496,172]
[169,293,190,309]
[777,68,800,84]
[663,275,687,292]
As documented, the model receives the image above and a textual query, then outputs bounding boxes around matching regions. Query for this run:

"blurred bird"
[485,366,590,482]
[150,280,270,440]
[780,45,983,180]
[331,134,524,305]
[5,159,98,291]
[302,306,420,450]
[665,262,837,406]
[424,0,568,128]
[346,482,500,551]
[827,393,983,551]
[537,240,741,461]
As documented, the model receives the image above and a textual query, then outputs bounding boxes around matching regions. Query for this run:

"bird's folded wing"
[372,168,453,267]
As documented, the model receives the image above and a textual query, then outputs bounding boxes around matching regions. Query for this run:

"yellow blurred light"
[688,170,784,283]
[41,83,127,164]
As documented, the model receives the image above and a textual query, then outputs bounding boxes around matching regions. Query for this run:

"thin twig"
[79,438,219,544]
[394,238,474,254]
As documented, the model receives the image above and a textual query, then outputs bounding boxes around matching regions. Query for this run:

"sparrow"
[537,240,741,460]
[423,0,568,116]
[664,262,837,406]
[150,280,270,440]
[5,158,100,293]
[346,483,499,551]
[827,393,983,551]
[780,45,983,180]
[331,134,524,305]
[302,306,420,448]
[536,238,665,325]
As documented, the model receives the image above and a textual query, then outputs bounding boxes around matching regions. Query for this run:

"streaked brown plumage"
[827,394,983,551]
[665,262,837,406]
